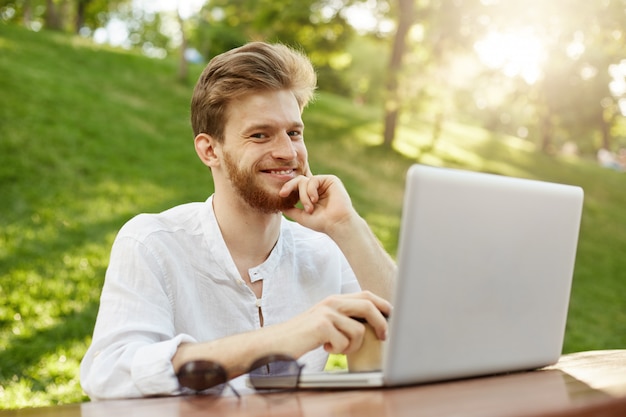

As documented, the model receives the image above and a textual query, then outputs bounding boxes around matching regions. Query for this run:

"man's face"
[219,89,309,214]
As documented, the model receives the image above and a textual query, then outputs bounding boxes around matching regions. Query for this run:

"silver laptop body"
[382,164,583,386]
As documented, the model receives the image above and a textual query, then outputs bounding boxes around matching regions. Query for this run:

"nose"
[272,132,297,160]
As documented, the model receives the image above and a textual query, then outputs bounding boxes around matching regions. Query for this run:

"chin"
[257,194,300,214]
[278,190,300,210]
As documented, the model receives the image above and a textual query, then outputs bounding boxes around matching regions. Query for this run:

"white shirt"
[80,196,360,400]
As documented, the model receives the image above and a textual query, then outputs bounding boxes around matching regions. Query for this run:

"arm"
[80,235,189,400]
[280,174,396,300]
[82,237,390,399]
[173,291,391,377]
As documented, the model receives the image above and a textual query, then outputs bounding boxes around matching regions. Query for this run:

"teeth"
[269,169,293,175]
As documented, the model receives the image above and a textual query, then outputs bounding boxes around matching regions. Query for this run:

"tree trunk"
[75,0,89,33]
[383,109,399,148]
[23,0,32,27]
[540,112,552,153]
[382,0,414,148]
[177,9,189,83]
[598,107,611,151]
[44,0,61,30]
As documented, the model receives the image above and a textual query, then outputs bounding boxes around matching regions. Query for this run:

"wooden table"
[5,350,626,417]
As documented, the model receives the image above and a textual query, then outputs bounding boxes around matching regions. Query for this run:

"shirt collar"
[201,195,289,283]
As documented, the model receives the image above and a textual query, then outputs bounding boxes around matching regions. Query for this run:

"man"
[80,42,395,400]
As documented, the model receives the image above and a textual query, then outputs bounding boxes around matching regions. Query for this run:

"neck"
[212,193,282,266]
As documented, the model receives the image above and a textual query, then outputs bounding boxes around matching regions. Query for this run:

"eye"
[250,133,268,140]
[288,130,303,139]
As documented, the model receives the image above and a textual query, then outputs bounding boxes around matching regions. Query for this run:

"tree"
[176,4,189,82]
[382,0,414,148]
[0,0,128,33]
[75,0,128,33]
[389,0,626,154]
[44,0,63,30]
[75,0,89,32]
[480,0,626,153]
[190,0,359,92]
[381,0,485,150]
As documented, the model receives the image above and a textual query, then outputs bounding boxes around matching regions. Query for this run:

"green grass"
[1,23,625,409]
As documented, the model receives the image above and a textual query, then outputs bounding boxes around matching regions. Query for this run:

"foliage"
[398,0,626,154]
[2,0,625,154]
[1,24,625,409]
[189,0,360,93]
[0,0,128,33]
[342,35,390,104]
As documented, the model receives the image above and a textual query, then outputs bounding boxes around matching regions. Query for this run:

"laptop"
[254,164,584,389]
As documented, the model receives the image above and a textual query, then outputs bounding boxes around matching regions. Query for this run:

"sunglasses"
[176,353,304,396]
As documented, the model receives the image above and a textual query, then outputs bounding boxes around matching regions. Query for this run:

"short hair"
[190,42,317,141]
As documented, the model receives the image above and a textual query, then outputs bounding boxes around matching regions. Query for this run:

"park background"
[1,0,625,409]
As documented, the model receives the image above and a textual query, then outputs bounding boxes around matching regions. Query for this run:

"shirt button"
[237,280,244,287]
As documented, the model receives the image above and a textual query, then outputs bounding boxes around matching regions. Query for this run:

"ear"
[194,133,220,168]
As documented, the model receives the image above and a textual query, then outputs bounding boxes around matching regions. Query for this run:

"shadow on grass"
[0,304,98,391]
[0,184,197,404]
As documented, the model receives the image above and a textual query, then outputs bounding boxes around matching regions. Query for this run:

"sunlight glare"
[609,60,626,116]
[133,0,206,19]
[474,29,546,85]
[342,0,393,34]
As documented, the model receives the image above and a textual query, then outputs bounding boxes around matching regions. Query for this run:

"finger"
[279,176,316,210]
[293,180,317,215]
[278,176,301,197]
[322,294,390,341]
[333,291,392,319]
[357,292,392,340]
[351,305,388,341]
[283,176,321,213]
[296,177,315,212]
[322,314,365,354]
[304,176,320,205]
[361,290,393,319]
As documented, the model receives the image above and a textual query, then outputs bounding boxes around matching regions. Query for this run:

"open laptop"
[255,164,584,389]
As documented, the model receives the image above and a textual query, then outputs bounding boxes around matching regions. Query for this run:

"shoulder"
[117,201,207,242]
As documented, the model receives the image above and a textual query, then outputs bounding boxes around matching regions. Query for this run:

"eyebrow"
[243,121,305,132]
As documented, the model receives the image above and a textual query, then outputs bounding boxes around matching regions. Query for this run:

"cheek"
[296,142,308,159]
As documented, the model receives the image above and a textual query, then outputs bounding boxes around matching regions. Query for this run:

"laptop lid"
[383,164,584,386]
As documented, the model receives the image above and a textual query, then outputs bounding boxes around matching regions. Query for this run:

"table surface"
[5,350,626,417]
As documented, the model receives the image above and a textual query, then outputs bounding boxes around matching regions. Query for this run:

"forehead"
[224,90,303,131]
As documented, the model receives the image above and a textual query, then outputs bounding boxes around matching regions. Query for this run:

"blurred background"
[2,0,626,153]
[1,0,625,410]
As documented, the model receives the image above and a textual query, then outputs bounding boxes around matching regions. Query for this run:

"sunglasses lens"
[177,360,228,393]
[248,354,302,390]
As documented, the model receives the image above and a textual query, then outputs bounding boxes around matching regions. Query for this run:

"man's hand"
[279,171,396,301]
[279,174,355,235]
[278,291,392,356]
[172,291,392,378]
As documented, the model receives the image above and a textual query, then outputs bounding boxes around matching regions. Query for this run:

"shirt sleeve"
[80,232,195,400]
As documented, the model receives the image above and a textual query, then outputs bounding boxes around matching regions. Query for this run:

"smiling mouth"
[263,168,296,175]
